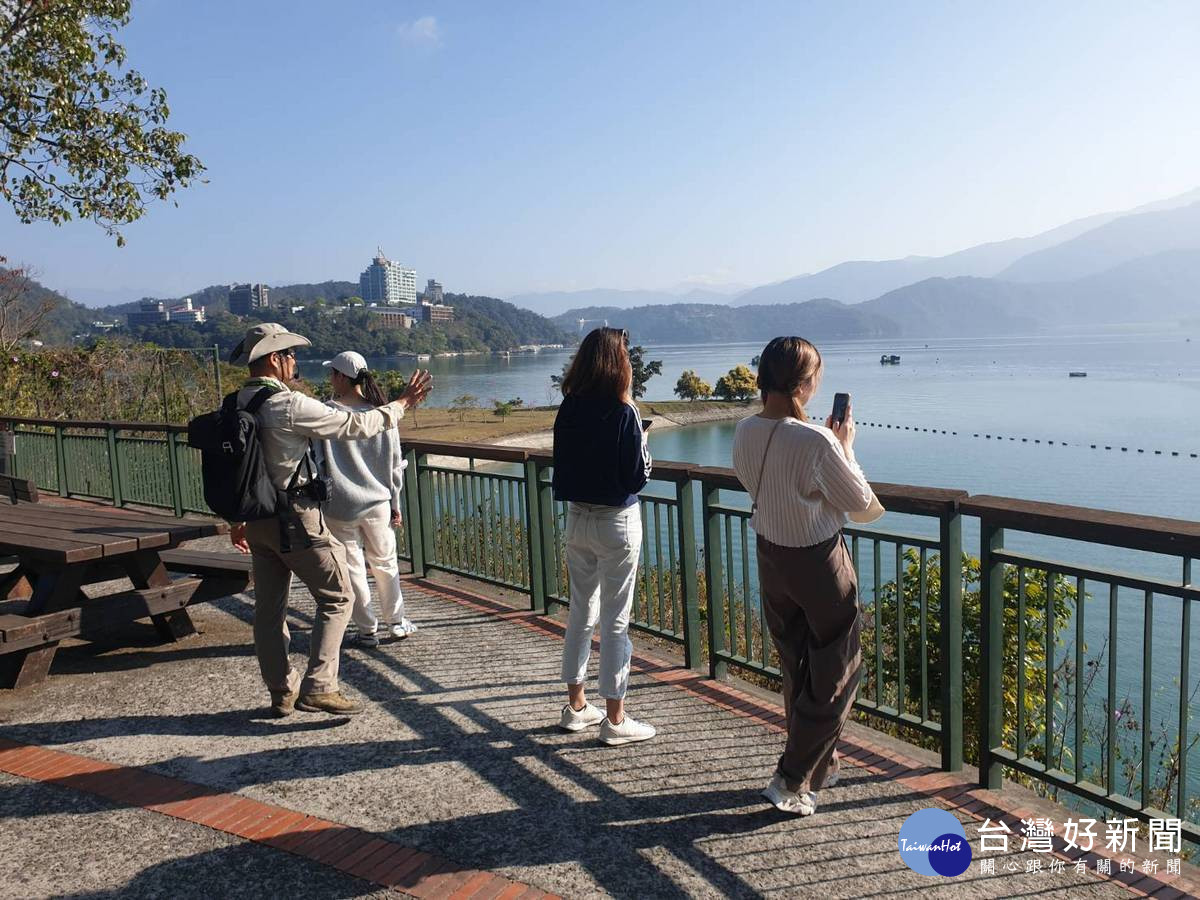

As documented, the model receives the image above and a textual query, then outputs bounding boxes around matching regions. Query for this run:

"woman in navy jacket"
[552,327,656,745]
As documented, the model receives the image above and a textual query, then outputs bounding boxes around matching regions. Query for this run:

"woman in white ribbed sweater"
[316,351,425,648]
[732,336,883,817]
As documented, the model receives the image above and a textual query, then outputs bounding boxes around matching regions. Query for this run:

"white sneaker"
[762,773,818,816]
[598,715,656,746]
[388,619,418,640]
[559,702,605,732]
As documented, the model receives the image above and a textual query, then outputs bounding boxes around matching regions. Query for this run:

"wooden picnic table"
[0,501,249,689]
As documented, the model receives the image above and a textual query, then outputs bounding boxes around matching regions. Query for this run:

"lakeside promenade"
[0,530,1187,898]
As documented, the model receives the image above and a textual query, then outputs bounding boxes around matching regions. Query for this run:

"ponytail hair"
[756,336,823,422]
[353,370,387,407]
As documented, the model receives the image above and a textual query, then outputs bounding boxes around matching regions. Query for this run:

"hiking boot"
[388,618,418,640]
[269,688,299,718]
[346,629,380,649]
[559,701,605,732]
[296,691,365,715]
[598,714,656,745]
[762,773,817,816]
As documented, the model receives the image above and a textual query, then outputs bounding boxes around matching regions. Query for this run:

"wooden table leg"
[0,567,31,601]
[124,550,196,641]
[0,645,58,689]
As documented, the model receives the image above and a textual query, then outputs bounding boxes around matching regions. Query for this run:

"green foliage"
[629,345,662,399]
[674,369,713,401]
[0,0,204,243]
[0,342,225,421]
[119,292,570,358]
[714,364,757,401]
[450,394,478,422]
[493,400,514,418]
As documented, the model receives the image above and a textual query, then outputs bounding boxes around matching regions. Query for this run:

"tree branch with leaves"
[0,0,204,244]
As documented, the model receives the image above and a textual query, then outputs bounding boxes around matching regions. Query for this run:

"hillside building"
[424,279,444,305]
[369,307,415,330]
[127,301,168,326]
[167,298,207,324]
[229,283,270,316]
[360,249,416,306]
[413,299,455,324]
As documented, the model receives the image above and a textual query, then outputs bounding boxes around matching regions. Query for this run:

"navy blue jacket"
[552,395,652,507]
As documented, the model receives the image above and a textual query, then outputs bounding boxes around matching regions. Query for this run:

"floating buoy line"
[856,421,1198,459]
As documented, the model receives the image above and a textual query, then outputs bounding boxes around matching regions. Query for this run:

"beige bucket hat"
[230,323,312,365]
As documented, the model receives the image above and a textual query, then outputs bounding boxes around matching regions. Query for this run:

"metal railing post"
[416,453,436,571]
[403,447,426,577]
[701,478,726,680]
[938,511,963,771]
[537,464,559,603]
[523,457,547,613]
[677,475,703,670]
[106,427,123,507]
[165,431,184,517]
[979,521,1005,789]
[53,425,68,498]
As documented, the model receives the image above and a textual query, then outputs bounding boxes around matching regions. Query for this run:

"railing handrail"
[2,416,189,434]
[962,494,1200,558]
[8,419,1198,542]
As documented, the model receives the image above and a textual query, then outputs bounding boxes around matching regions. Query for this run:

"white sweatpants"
[326,502,405,634]
[560,501,643,700]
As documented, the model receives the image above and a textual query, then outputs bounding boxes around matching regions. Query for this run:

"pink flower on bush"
[50,370,60,378]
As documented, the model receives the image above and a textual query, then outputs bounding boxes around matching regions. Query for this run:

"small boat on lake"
[1069,371,1087,377]
[880,354,901,365]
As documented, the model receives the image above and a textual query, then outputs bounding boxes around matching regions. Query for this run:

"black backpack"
[187,387,280,521]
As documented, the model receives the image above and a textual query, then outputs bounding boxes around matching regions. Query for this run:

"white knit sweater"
[732,415,883,548]
[314,397,405,522]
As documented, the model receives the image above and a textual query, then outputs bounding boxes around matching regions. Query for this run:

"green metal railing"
[966,495,1200,843]
[5,415,1200,838]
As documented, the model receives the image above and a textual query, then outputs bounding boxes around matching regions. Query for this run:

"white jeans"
[561,501,642,700]
[326,502,405,633]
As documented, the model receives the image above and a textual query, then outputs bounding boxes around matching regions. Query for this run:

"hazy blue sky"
[2,1,1198,305]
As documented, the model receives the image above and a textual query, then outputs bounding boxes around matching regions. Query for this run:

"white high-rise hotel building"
[359,248,416,305]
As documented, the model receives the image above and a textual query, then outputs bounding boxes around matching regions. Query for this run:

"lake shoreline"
[491,400,760,451]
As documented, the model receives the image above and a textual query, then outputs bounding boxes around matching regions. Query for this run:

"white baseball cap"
[322,350,369,378]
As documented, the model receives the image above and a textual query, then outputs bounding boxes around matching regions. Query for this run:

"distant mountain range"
[552,246,1200,343]
[541,188,1200,342]
[505,286,740,318]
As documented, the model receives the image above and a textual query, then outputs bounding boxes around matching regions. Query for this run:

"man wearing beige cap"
[228,323,431,717]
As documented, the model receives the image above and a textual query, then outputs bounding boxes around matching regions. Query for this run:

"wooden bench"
[160,549,253,581]
[0,474,39,505]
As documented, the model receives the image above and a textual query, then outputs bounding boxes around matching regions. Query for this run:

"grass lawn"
[397,400,754,444]
[397,406,557,443]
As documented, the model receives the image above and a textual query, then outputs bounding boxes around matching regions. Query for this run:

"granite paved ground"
[0,570,1182,898]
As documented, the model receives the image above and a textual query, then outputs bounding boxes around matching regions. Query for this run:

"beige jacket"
[236,377,406,491]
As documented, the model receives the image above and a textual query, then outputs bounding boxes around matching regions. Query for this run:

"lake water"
[303,331,1200,521]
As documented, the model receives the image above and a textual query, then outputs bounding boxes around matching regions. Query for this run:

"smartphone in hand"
[831,392,851,426]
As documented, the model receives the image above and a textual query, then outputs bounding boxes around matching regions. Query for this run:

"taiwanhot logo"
[897,808,972,877]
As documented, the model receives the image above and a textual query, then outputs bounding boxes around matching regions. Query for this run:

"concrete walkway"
[0,571,1193,898]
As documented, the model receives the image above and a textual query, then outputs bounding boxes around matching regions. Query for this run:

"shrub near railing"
[8,419,1200,840]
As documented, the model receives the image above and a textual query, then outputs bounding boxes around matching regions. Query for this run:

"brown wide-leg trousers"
[245,500,353,697]
[757,531,862,793]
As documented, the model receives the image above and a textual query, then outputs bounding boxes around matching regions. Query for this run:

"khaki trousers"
[757,531,862,793]
[245,500,353,696]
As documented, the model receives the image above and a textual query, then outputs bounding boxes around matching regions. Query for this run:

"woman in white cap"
[316,351,417,647]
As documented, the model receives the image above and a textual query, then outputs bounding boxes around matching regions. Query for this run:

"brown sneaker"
[270,689,299,718]
[296,691,364,715]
